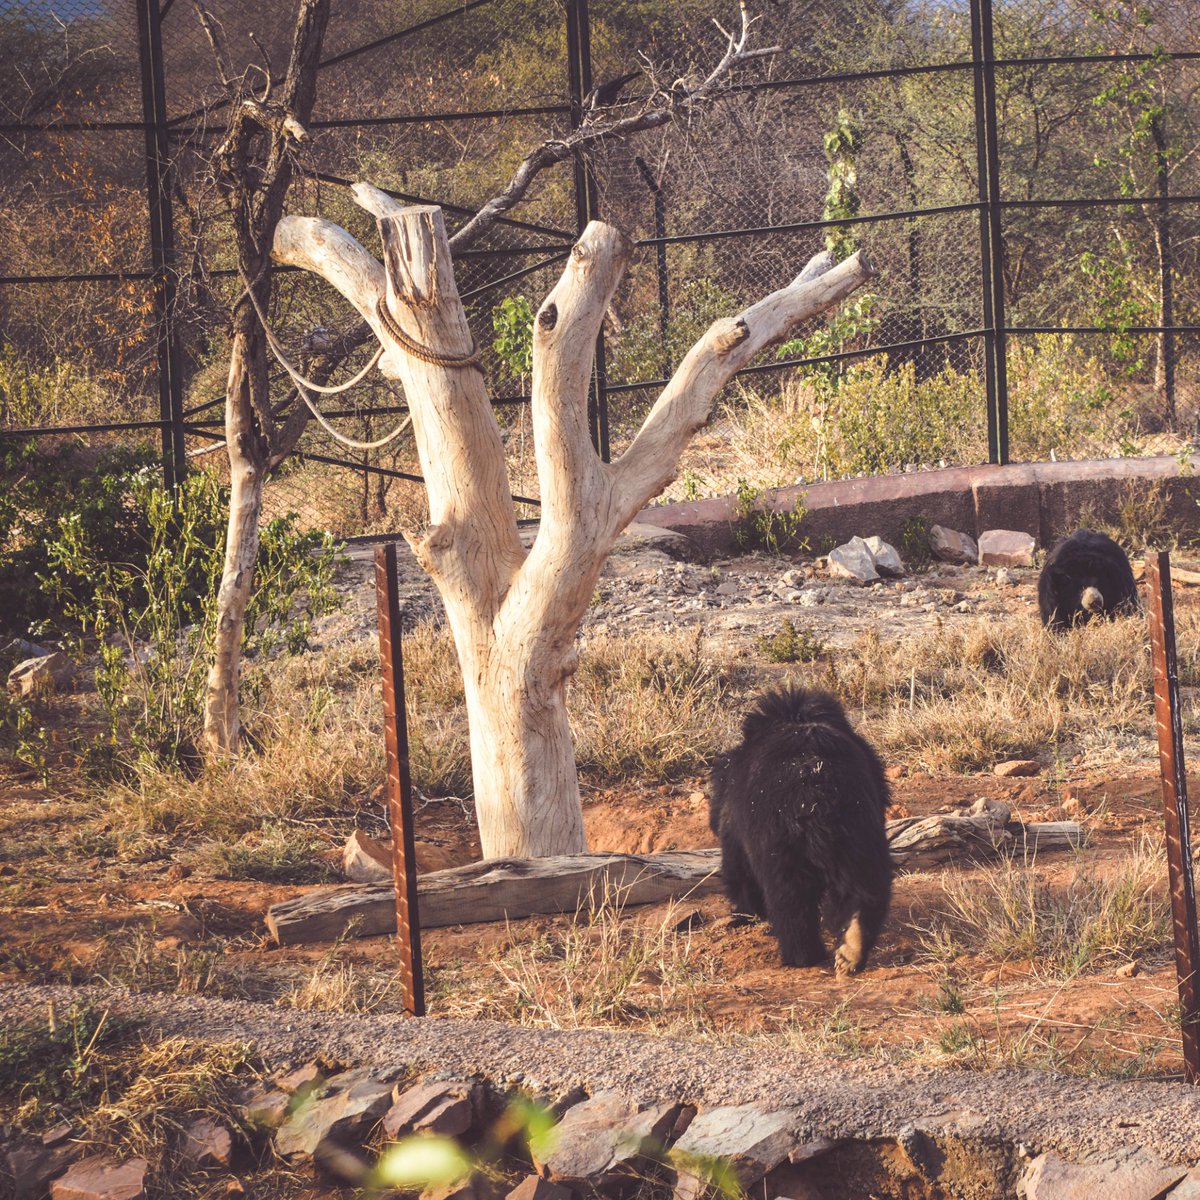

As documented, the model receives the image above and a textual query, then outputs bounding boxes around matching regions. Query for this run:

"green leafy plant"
[0,439,160,634]
[898,515,934,572]
[733,480,809,556]
[491,295,535,386]
[822,106,865,262]
[42,469,341,769]
[755,619,825,664]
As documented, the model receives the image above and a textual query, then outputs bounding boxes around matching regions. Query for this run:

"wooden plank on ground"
[266,849,724,946]
[266,812,1084,946]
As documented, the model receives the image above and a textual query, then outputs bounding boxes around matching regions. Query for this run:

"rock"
[8,651,70,698]
[930,525,978,565]
[238,1086,292,1131]
[1168,1169,1200,1198]
[863,536,905,577]
[995,567,1016,587]
[275,1067,395,1160]
[3,1139,81,1200]
[41,1121,75,1148]
[978,529,1036,568]
[51,1154,147,1200]
[796,589,824,607]
[342,830,393,884]
[613,523,701,562]
[778,569,806,589]
[382,1080,477,1140]
[714,581,739,597]
[994,759,1041,778]
[274,1062,326,1096]
[180,1118,233,1169]
[826,537,880,585]
[506,1179,574,1200]
[530,1092,680,1184]
[966,797,1012,824]
[671,1104,802,1198]
[1020,1147,1188,1200]
[2,638,53,660]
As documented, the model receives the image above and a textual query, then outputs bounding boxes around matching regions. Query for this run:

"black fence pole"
[976,0,1009,465]
[374,543,425,1018]
[969,0,1000,465]
[635,155,671,378]
[1153,114,1177,427]
[136,0,186,488]
[565,0,610,461]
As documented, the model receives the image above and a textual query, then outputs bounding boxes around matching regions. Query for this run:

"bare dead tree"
[197,0,331,756]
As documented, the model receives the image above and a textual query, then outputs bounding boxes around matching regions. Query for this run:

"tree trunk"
[204,329,270,754]
[274,192,873,858]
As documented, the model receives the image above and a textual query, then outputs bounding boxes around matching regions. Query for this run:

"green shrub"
[733,480,809,556]
[755,619,826,663]
[41,469,341,769]
[0,439,159,633]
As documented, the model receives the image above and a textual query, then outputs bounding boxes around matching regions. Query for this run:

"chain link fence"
[1,0,1198,539]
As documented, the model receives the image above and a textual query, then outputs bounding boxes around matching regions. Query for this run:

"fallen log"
[266,805,1084,945]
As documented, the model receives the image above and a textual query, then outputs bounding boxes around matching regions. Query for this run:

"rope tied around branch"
[375,296,485,373]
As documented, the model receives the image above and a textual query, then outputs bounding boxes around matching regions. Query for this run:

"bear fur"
[1038,529,1138,631]
[708,686,893,974]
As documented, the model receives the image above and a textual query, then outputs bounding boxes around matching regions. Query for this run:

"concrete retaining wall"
[635,456,1199,558]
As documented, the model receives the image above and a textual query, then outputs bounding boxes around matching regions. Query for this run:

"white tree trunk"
[274,192,873,858]
[204,333,267,755]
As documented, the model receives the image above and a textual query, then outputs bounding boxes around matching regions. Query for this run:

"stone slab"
[51,1155,146,1200]
[1020,1147,1188,1200]
[672,1104,802,1197]
[275,1067,394,1160]
[531,1091,679,1183]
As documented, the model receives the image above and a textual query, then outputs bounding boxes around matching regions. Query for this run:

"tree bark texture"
[200,0,330,756]
[275,191,873,858]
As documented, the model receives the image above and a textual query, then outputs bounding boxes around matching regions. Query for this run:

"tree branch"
[448,1,779,253]
[529,221,633,530]
[609,249,876,527]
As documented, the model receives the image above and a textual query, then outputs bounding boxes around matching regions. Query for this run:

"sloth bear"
[1038,529,1138,632]
[708,687,893,974]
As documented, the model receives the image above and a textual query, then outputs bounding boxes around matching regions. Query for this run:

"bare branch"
[448,4,779,253]
[189,1,236,96]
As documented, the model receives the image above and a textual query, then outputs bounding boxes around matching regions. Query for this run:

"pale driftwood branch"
[272,216,386,334]
[530,222,633,529]
[448,2,779,254]
[610,248,875,522]
[265,814,1084,945]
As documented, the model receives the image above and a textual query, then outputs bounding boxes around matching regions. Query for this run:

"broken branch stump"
[266,810,1083,946]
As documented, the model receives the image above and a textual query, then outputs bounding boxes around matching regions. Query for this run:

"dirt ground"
[1,537,1195,1083]
[0,761,1186,1078]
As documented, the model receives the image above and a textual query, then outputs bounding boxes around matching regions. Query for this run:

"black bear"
[1038,529,1138,632]
[708,687,893,974]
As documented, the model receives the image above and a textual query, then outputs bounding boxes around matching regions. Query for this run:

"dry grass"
[281,944,406,1014]
[442,884,716,1032]
[571,628,742,784]
[826,613,1157,772]
[918,837,1171,978]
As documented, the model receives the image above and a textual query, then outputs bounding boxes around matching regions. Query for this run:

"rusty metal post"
[374,542,425,1017]
[1146,550,1200,1081]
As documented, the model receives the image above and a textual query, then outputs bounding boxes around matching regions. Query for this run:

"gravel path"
[5,982,1200,1165]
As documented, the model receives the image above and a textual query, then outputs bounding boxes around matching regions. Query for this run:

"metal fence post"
[635,155,671,377]
[970,0,1009,466]
[375,542,426,1018]
[1152,114,1177,426]
[565,0,610,461]
[136,0,187,489]
[1146,551,1200,1082]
